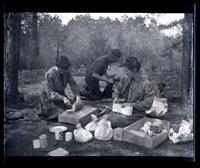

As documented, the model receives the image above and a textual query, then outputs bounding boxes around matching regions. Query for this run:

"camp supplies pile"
[146,96,168,117]
[139,122,154,136]
[168,120,193,144]
[73,123,93,143]
[123,117,170,148]
[94,115,113,141]
[112,103,133,116]
[85,114,98,132]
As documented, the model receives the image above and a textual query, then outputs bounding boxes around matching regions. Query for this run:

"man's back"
[87,55,110,76]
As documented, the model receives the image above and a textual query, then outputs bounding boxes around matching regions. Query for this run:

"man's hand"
[73,96,84,110]
[63,97,72,106]
[113,97,119,104]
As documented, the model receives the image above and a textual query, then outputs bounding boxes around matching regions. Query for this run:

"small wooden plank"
[48,148,69,156]
[58,105,98,125]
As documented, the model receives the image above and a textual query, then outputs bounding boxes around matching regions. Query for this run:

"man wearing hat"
[37,55,83,119]
[105,56,155,128]
[81,49,121,101]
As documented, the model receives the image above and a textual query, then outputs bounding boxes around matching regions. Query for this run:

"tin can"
[33,139,40,149]
[65,132,72,142]
[39,134,48,148]
[55,131,63,140]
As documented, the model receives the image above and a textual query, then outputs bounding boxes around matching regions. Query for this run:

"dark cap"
[110,49,121,58]
[123,56,141,72]
[56,55,71,69]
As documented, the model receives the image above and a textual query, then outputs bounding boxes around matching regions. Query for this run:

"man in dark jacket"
[81,49,121,101]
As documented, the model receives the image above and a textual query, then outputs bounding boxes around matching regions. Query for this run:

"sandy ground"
[4,70,194,157]
[4,100,194,157]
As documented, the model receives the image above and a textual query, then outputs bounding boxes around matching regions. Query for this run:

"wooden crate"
[58,105,98,125]
[123,117,170,148]
[113,127,123,141]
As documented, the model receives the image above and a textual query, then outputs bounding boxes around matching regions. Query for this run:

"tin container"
[55,131,64,140]
[49,126,67,141]
[65,132,73,142]
[39,134,48,148]
[33,139,40,149]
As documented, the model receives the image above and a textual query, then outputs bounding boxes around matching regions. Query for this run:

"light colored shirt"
[45,66,80,101]
[113,75,155,111]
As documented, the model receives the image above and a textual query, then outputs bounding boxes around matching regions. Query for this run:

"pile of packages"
[94,115,113,141]
[73,114,113,143]
[73,123,93,143]
[146,96,168,117]
[168,120,193,144]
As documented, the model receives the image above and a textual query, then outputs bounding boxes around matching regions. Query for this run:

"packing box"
[123,117,170,148]
[58,105,98,125]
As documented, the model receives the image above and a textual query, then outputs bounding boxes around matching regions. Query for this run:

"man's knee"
[106,113,130,128]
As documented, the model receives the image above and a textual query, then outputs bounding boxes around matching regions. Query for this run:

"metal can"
[33,139,40,149]
[65,132,72,142]
[55,131,63,140]
[39,134,48,148]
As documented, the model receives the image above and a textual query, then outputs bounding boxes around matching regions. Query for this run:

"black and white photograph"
[3,11,195,159]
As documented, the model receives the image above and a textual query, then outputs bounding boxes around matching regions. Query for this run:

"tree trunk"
[31,12,40,69]
[56,31,61,59]
[181,13,193,111]
[4,13,9,71]
[5,13,21,105]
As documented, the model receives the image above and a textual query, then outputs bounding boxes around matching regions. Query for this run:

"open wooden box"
[58,105,98,125]
[123,117,170,148]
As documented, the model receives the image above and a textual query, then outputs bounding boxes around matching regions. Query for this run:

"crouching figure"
[36,55,83,119]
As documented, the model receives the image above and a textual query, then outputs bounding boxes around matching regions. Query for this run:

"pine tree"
[5,13,21,106]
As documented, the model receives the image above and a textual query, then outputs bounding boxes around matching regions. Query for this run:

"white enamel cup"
[65,132,72,142]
